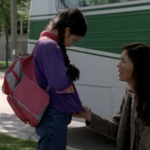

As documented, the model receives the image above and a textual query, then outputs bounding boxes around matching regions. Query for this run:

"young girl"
[74,43,150,150]
[33,8,87,150]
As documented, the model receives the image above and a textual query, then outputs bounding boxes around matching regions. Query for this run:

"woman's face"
[117,50,134,83]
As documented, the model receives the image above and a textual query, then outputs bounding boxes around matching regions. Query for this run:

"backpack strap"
[46,85,50,92]
[32,37,51,92]
[31,36,49,56]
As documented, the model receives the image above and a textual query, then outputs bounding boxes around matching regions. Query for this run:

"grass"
[0,61,12,70]
[0,134,38,150]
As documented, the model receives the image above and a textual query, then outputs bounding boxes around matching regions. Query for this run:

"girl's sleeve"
[42,42,73,91]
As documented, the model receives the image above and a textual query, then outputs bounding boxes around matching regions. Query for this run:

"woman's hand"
[73,105,92,122]
[69,61,75,66]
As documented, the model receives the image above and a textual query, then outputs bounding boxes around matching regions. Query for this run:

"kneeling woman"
[74,43,150,150]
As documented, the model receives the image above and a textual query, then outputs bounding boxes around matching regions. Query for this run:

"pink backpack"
[2,37,50,127]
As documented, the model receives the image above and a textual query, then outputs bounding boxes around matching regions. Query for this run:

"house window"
[22,20,28,34]
[17,21,21,34]
[8,20,28,35]
[18,20,28,34]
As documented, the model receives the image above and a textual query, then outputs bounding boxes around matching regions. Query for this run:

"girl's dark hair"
[122,42,150,125]
[46,8,87,81]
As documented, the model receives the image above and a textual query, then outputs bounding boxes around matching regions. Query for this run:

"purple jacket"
[33,31,84,113]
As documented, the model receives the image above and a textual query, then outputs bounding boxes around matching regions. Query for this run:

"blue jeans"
[35,108,72,150]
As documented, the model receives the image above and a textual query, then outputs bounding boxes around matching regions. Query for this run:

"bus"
[28,0,150,120]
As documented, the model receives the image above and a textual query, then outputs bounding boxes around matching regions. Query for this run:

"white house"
[0,19,28,61]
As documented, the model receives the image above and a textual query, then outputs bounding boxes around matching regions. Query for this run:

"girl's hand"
[70,61,75,66]
[73,105,92,122]
[82,104,90,112]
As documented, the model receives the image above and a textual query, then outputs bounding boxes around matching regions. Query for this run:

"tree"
[0,0,30,67]
[0,0,11,67]
[17,0,31,21]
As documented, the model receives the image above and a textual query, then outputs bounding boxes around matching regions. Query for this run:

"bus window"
[58,0,141,9]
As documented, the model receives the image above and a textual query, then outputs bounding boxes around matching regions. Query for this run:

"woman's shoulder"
[125,87,135,97]
[120,87,135,105]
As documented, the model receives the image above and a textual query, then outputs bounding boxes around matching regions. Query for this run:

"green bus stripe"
[28,6,150,56]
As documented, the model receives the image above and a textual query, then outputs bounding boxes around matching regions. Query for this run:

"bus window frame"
[56,0,150,12]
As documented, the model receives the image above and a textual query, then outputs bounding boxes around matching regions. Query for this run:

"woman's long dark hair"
[46,8,87,81]
[122,43,150,125]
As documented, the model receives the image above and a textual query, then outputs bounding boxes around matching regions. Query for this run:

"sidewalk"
[0,71,116,150]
